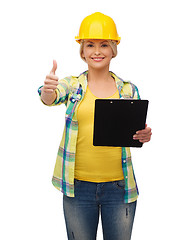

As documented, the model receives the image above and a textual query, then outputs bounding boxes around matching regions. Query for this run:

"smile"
[91,57,105,62]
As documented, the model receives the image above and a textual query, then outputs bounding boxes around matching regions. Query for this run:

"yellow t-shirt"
[74,85,124,182]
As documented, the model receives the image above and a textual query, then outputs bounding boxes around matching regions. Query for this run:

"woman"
[38,12,152,240]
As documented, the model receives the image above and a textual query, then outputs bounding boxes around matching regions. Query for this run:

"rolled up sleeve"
[133,85,141,100]
[37,76,72,106]
[132,84,141,100]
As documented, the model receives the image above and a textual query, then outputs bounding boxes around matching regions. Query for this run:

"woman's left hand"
[133,124,152,143]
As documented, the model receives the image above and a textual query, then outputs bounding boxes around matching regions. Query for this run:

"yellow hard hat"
[75,12,121,45]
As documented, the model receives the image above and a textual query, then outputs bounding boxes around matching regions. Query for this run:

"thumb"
[50,60,57,74]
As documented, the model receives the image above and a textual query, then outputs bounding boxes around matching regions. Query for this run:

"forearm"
[41,88,57,105]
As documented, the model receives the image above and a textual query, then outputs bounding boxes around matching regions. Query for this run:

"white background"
[1,0,185,239]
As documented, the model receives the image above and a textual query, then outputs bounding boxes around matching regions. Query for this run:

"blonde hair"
[79,40,118,62]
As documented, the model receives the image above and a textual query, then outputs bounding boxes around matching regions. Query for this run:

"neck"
[87,66,112,83]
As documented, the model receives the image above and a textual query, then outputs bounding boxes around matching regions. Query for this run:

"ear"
[81,51,87,62]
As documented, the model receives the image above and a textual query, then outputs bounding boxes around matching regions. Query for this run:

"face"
[82,39,114,70]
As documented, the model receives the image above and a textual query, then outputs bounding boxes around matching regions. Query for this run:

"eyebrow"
[86,40,108,44]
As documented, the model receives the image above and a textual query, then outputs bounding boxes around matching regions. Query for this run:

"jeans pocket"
[74,179,81,186]
[113,179,125,190]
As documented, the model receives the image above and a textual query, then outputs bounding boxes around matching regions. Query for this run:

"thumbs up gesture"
[42,60,59,93]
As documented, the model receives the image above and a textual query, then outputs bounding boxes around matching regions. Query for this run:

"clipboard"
[93,99,149,147]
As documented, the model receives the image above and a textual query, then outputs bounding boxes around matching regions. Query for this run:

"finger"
[133,134,144,140]
[136,127,151,135]
[42,88,55,93]
[139,136,151,143]
[44,78,59,85]
[139,139,149,143]
[46,74,59,81]
[50,59,57,75]
[133,135,139,140]
[133,131,152,140]
[43,84,58,90]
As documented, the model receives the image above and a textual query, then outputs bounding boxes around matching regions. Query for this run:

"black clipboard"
[93,99,149,147]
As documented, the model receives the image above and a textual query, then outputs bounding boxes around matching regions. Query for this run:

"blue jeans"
[63,179,137,240]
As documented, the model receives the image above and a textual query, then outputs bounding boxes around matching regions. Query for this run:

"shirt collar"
[77,70,125,93]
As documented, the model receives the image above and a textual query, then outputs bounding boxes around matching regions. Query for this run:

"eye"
[101,44,108,47]
[87,44,94,47]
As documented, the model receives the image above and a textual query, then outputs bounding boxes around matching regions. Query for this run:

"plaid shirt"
[38,70,140,203]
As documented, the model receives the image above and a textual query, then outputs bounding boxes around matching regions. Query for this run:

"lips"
[91,57,105,62]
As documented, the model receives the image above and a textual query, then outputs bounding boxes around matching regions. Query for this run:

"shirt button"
[125,176,128,179]
[123,160,126,163]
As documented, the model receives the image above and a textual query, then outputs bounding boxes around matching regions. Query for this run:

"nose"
[94,45,101,55]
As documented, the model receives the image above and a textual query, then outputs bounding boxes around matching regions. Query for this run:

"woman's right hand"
[42,60,59,94]
[40,60,59,105]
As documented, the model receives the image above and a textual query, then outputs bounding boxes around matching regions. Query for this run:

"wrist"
[41,89,57,105]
